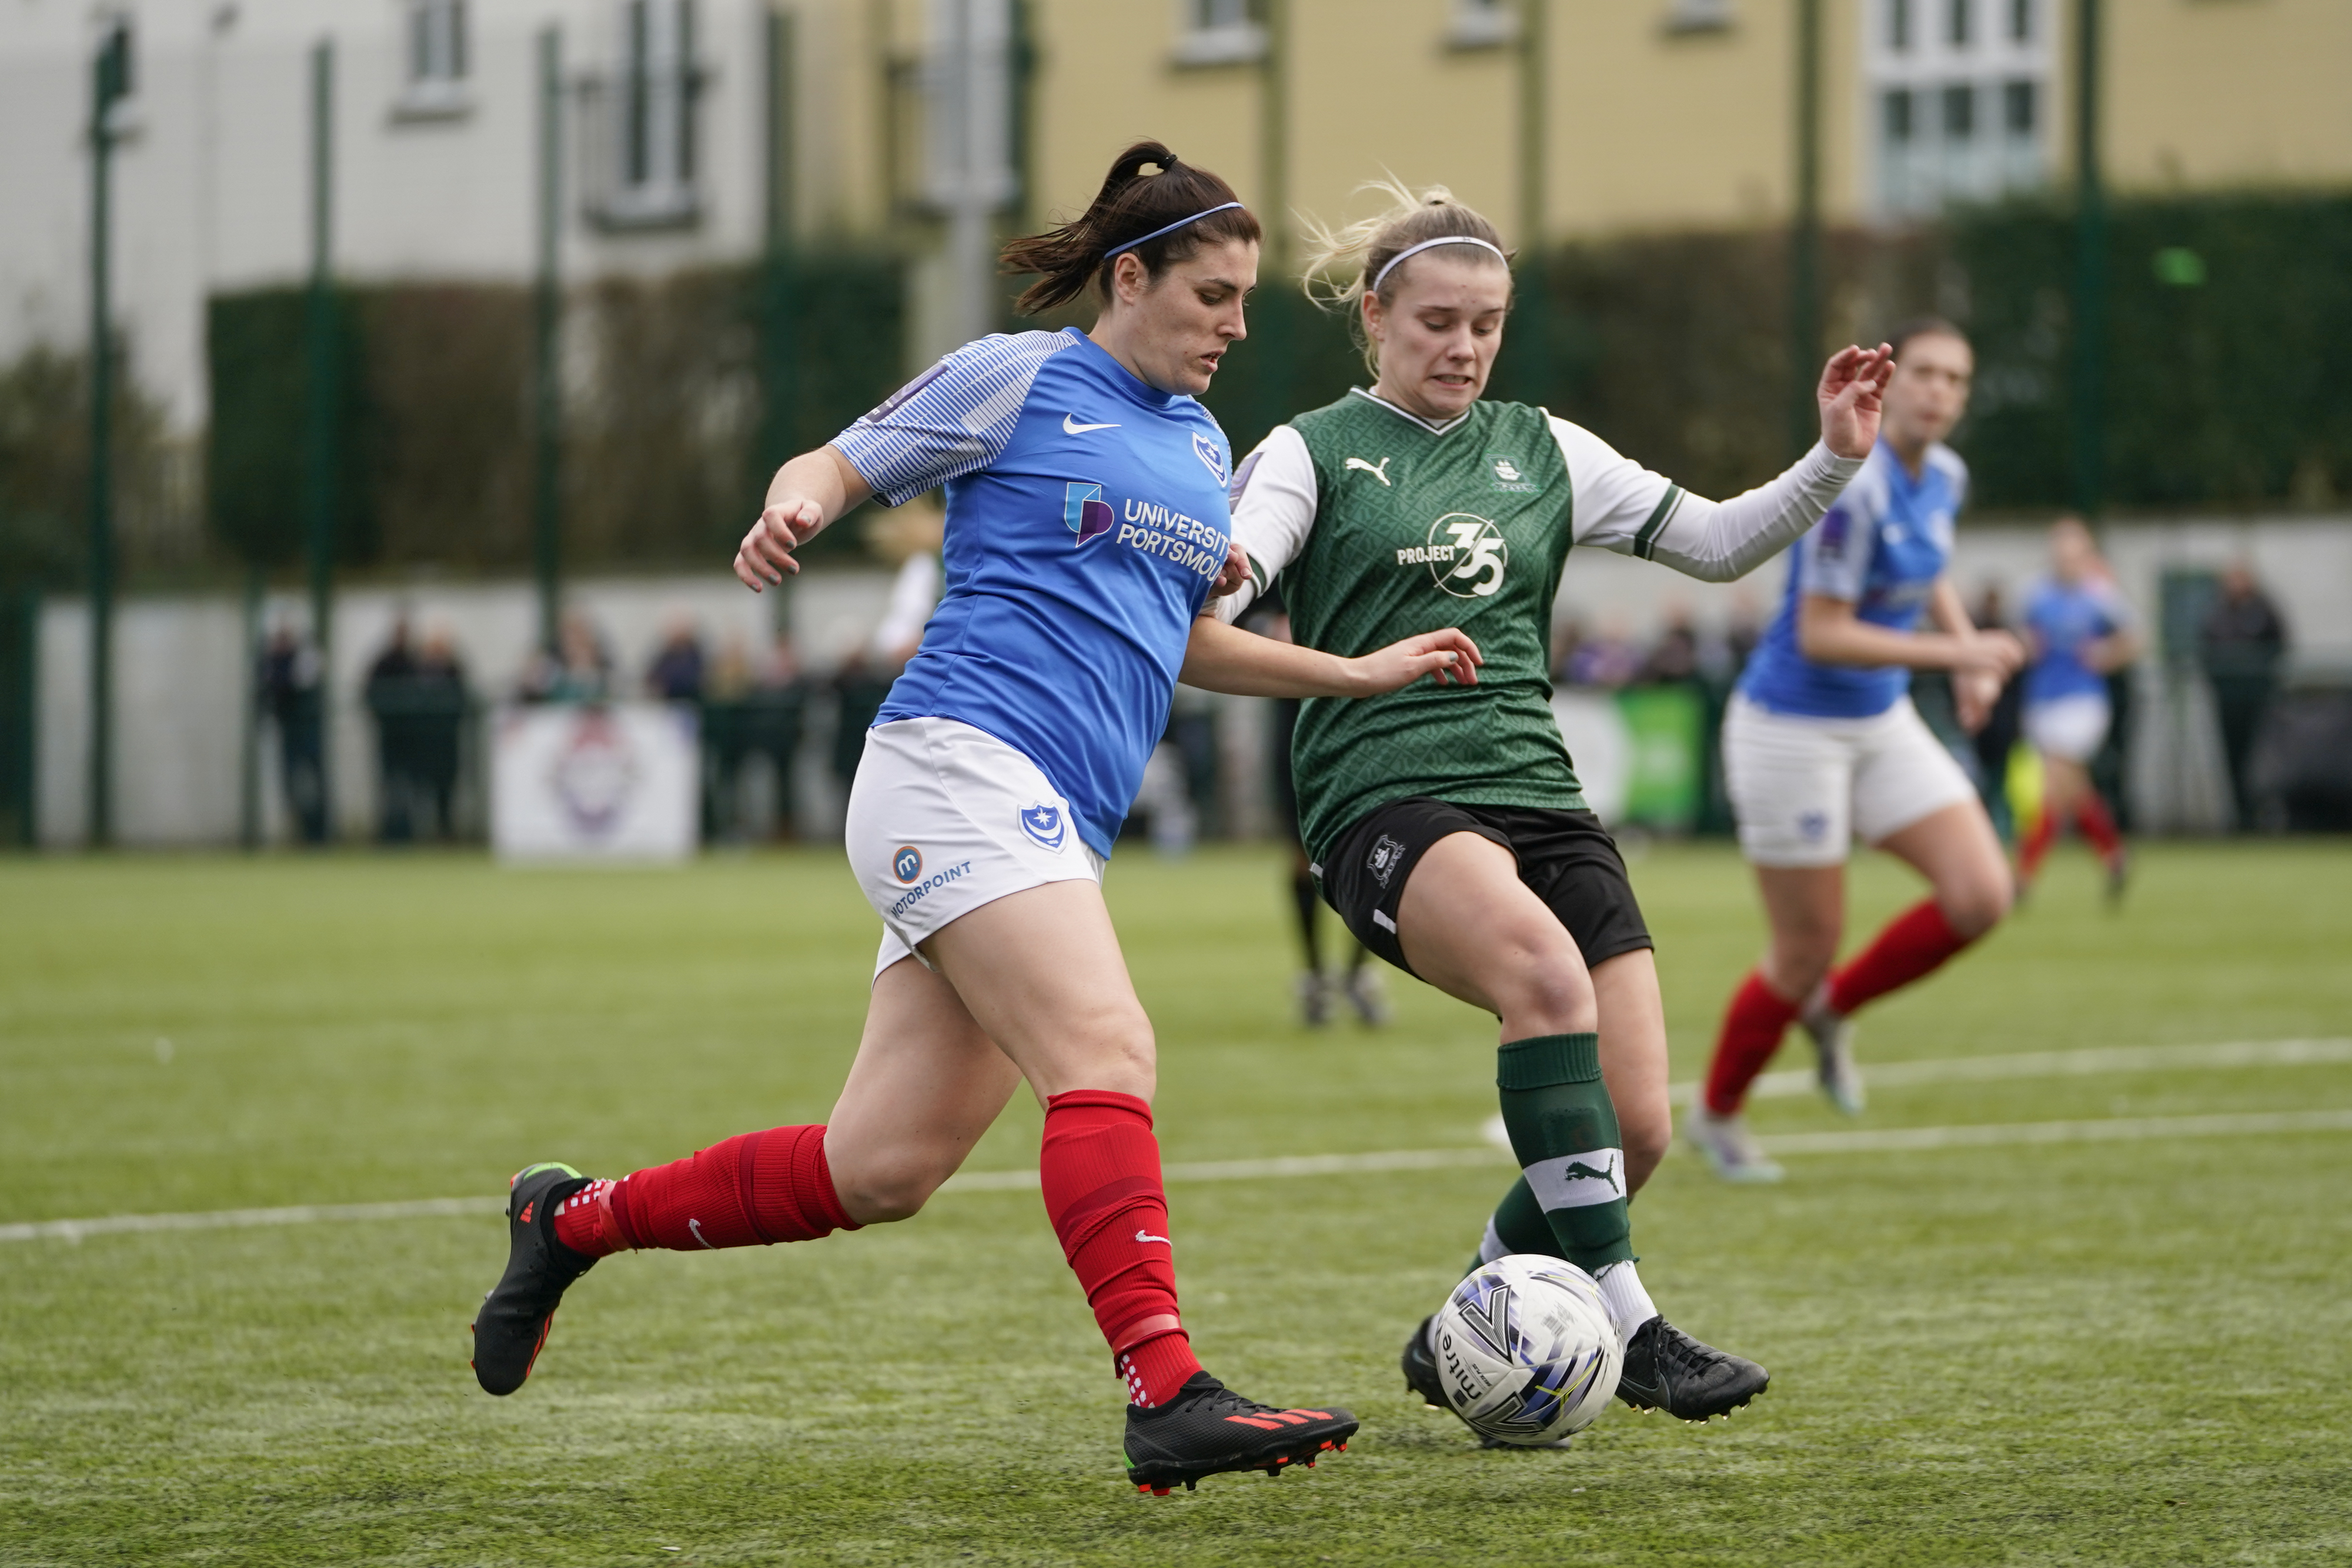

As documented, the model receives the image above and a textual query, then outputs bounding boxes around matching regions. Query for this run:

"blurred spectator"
[2200,562,2288,831]
[1565,613,1644,689]
[1722,590,1764,673]
[1969,583,2024,839]
[410,624,469,842]
[520,611,613,704]
[364,616,423,842]
[259,624,327,844]
[706,632,808,841]
[645,614,706,703]
[1640,603,1702,685]
[834,504,944,801]
[1550,615,1584,684]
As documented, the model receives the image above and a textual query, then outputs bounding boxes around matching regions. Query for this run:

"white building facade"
[0,0,807,435]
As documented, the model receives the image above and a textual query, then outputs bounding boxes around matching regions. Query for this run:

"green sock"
[1494,1032,1633,1276]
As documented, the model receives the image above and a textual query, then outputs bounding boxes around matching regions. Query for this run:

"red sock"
[1826,899,1976,1017]
[2018,805,2057,881]
[552,1125,859,1258]
[1038,1089,1202,1406]
[2074,793,2122,862]
[1703,969,1802,1116]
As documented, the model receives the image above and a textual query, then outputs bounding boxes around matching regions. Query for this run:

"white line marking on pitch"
[8,1041,2348,1244]
[1480,1037,2352,1149]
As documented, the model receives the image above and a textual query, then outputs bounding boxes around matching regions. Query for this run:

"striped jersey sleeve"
[830,330,1078,507]
[1550,416,1682,558]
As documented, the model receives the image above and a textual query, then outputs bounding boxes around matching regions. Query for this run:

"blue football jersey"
[831,327,1234,858]
[2022,574,2131,704]
[1739,440,1965,719]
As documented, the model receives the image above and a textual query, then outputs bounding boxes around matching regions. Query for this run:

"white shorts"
[1724,693,1978,868]
[2022,693,2112,764]
[844,717,1103,978]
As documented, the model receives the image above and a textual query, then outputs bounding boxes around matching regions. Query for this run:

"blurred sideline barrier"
[490,704,698,863]
[23,512,2352,848]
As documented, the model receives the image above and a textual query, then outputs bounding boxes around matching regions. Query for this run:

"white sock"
[1595,1260,1659,1344]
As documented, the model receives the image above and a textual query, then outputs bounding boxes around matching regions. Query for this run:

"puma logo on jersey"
[1064,413,1120,434]
[1345,456,1392,486]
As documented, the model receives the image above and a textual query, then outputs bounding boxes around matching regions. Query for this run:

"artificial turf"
[2,840,2347,1566]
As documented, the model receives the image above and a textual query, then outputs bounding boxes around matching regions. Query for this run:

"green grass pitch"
[3,840,2348,1566]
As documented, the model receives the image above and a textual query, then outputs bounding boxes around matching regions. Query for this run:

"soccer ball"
[1429,1255,1622,1446]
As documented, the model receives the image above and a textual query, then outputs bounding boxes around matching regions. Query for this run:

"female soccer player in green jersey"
[1187,182,1894,1427]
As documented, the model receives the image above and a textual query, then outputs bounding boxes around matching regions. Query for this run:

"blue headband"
[1102,201,1247,260]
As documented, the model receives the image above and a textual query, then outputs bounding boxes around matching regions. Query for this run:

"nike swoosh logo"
[1064,414,1121,434]
[688,1218,716,1250]
[1135,1229,1172,1245]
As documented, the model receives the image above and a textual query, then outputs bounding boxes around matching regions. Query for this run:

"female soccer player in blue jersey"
[2014,516,2139,900]
[468,142,1479,1493]
[1694,319,2027,1182]
[1197,180,1895,1428]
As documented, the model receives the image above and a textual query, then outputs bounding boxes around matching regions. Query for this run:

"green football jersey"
[1257,390,1601,860]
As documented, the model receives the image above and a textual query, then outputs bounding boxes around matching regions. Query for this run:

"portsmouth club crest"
[1191,432,1228,486]
[1020,803,1067,851]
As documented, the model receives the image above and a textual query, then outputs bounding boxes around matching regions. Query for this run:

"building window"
[1867,0,2047,216]
[1172,0,1265,66]
[2003,77,2035,136]
[1942,82,1974,139]
[584,0,703,228]
[395,0,471,119]
[1446,0,1517,50]
[1663,0,1737,34]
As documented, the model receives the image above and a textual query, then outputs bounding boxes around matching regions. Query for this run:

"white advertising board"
[491,703,699,862]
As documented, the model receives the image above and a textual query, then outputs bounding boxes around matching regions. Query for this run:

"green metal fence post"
[1257,0,1291,437]
[533,25,564,656]
[2070,0,2106,519]
[87,19,131,848]
[302,37,338,838]
[756,8,794,492]
[1516,0,1550,405]
[1790,0,1823,456]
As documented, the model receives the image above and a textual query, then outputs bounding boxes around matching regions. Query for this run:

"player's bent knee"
[1942,877,2013,938]
[833,1157,950,1225]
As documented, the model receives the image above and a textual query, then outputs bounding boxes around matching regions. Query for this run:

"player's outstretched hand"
[1958,627,2027,680]
[1347,629,1484,694]
[734,498,825,591]
[1953,667,2002,734]
[1210,539,1250,597]
[1818,343,1897,460]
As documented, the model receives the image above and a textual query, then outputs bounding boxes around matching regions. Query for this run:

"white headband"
[1104,202,1247,260]
[1371,235,1509,294]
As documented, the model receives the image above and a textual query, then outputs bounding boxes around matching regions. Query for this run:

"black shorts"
[1316,798,1654,980]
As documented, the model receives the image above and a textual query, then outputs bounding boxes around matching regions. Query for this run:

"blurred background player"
[1252,591,1387,1027]
[469,142,1479,1493]
[1693,319,2024,1183]
[2016,517,2140,900]
[1205,179,1895,1424]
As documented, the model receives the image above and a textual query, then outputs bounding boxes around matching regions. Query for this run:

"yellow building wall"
[2103,0,2352,193]
[821,0,2352,258]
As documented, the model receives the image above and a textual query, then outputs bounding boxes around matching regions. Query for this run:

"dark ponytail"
[1000,140,1262,315]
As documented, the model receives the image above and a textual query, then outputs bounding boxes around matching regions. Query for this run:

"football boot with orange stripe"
[470,1161,596,1396]
[1122,1372,1358,1495]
